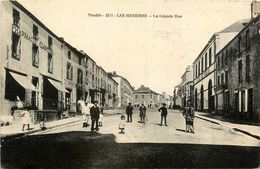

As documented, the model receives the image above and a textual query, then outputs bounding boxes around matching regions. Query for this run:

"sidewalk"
[0,116,81,140]
[195,112,260,140]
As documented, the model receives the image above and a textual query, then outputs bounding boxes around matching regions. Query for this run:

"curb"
[1,118,81,142]
[233,128,260,140]
[196,115,260,141]
[195,115,221,125]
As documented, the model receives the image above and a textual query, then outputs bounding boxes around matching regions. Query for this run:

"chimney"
[112,71,116,76]
[251,0,260,19]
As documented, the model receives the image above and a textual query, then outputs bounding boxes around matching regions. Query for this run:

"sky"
[18,0,251,95]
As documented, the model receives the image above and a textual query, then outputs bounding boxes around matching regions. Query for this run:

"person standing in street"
[139,104,146,123]
[183,101,195,133]
[158,103,168,126]
[20,107,31,131]
[90,101,100,132]
[126,103,133,122]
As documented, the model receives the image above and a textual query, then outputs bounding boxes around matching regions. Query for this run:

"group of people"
[80,101,104,132]
[122,101,195,133]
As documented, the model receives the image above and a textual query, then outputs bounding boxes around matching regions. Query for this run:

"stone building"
[134,85,159,108]
[180,65,193,108]
[193,20,248,112]
[62,42,86,112]
[173,84,182,108]
[0,1,68,114]
[108,72,134,108]
[0,1,119,116]
[215,9,260,119]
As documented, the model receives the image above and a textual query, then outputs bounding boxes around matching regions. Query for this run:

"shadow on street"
[1,131,260,169]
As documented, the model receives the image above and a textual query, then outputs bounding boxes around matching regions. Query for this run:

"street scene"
[2,109,260,168]
[1,0,260,168]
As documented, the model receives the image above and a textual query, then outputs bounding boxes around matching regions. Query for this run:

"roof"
[219,19,250,33]
[108,72,134,90]
[215,15,260,59]
[193,19,249,64]
[134,85,159,95]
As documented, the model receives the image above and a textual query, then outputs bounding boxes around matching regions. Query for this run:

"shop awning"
[10,72,38,91]
[47,78,69,93]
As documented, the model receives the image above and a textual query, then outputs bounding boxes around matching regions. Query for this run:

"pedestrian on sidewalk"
[20,106,31,131]
[139,104,146,123]
[126,103,133,122]
[90,101,100,132]
[158,103,168,126]
[183,101,195,133]
[82,101,93,128]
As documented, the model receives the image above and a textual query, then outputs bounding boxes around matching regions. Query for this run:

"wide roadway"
[1,109,260,168]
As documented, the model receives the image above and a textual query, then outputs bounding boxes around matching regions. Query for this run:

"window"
[48,53,53,73]
[33,24,38,41]
[13,8,20,27]
[68,51,71,59]
[135,95,138,99]
[48,36,53,73]
[221,53,224,67]
[209,47,212,65]
[66,63,73,80]
[48,36,53,49]
[245,29,250,50]
[79,57,82,65]
[225,49,228,65]
[195,65,198,77]
[142,95,144,99]
[150,94,152,98]
[217,75,220,86]
[238,36,241,54]
[12,32,21,60]
[201,57,204,72]
[238,60,243,83]
[246,55,250,82]
[198,61,200,75]
[77,69,83,84]
[225,70,228,85]
[221,73,224,85]
[205,53,208,69]
[32,44,39,67]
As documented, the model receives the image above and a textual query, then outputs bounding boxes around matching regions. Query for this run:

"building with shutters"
[192,19,249,113]
[215,3,260,119]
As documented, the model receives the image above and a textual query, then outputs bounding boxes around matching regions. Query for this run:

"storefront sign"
[12,24,53,54]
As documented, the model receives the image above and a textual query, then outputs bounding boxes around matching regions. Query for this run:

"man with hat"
[90,101,100,132]
[126,103,133,122]
[158,103,168,126]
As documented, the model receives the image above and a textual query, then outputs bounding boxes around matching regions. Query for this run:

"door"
[248,88,253,119]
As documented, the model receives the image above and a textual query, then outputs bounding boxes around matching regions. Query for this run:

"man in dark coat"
[126,103,134,122]
[158,103,168,126]
[90,101,100,132]
[139,104,146,123]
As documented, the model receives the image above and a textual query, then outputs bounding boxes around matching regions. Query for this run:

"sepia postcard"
[0,0,260,168]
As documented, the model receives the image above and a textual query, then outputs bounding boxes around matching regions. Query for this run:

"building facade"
[134,85,159,108]
[193,20,247,112]
[215,13,260,119]
[0,1,68,114]
[173,84,182,108]
[180,65,193,108]
[109,72,134,108]
[0,1,119,116]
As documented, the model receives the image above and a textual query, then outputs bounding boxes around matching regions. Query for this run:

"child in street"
[40,118,47,130]
[119,114,126,134]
